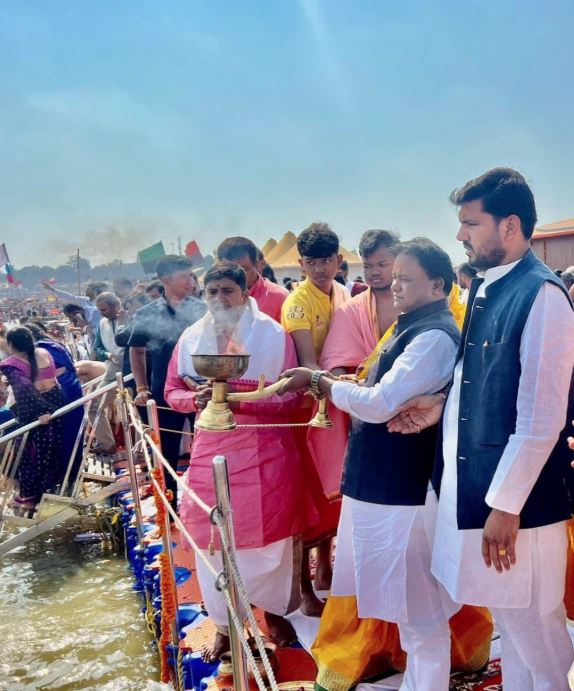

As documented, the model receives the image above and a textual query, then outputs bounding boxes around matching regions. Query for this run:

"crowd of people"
[1,166,574,689]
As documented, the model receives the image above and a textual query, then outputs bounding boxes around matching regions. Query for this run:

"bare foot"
[202,632,230,662]
[300,590,325,617]
[264,612,297,647]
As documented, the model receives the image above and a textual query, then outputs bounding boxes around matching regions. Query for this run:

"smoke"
[210,303,247,354]
[46,222,160,265]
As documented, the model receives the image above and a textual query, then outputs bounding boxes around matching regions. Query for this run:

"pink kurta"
[307,289,380,497]
[249,276,289,323]
[165,335,308,550]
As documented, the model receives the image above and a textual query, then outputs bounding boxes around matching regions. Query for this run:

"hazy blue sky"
[1,0,573,268]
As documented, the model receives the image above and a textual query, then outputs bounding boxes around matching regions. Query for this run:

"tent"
[264,231,297,264]
[260,238,277,258]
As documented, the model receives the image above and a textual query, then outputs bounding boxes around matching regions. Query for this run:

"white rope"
[213,509,279,691]
[125,398,211,516]
[125,398,279,690]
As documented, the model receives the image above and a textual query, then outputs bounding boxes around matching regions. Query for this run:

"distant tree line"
[10,255,148,290]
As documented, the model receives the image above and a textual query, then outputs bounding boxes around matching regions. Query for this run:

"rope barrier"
[127,404,279,691]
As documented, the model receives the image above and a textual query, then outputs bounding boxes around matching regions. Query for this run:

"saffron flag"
[184,240,204,269]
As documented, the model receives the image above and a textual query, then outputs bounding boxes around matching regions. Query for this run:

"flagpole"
[1,243,23,303]
[76,249,81,295]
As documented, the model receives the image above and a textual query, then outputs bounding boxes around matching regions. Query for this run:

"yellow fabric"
[358,288,466,382]
[448,283,467,330]
[357,322,395,381]
[565,517,574,620]
[313,597,492,691]
[281,279,347,359]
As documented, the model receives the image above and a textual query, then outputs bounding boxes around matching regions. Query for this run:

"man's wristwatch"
[310,370,329,397]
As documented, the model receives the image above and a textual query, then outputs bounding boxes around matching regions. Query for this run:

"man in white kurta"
[281,239,462,690]
[391,168,574,691]
[432,265,574,691]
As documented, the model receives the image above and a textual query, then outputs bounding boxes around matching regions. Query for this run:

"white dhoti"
[332,492,457,691]
[195,536,301,634]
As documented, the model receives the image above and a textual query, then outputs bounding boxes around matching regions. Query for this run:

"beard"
[465,239,506,271]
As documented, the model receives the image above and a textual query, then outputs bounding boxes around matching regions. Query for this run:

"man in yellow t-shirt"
[281,222,349,616]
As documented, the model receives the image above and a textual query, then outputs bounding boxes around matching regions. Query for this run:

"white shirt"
[432,262,574,611]
[330,324,458,624]
[331,329,457,423]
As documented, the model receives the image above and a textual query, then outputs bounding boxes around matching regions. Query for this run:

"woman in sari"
[27,322,84,490]
[1,327,65,509]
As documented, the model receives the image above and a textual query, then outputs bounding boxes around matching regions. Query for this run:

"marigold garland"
[150,466,178,683]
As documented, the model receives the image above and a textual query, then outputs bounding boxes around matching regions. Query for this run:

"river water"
[0,527,161,690]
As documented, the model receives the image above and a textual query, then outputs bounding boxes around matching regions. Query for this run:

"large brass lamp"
[191,354,332,432]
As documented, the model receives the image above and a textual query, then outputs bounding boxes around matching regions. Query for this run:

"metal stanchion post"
[116,373,145,541]
[212,454,250,691]
[146,399,181,652]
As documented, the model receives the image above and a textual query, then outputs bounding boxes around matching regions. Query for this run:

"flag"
[5,264,15,284]
[184,240,204,269]
[0,243,9,266]
[137,241,166,274]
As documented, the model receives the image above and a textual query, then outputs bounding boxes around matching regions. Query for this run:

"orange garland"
[150,466,178,683]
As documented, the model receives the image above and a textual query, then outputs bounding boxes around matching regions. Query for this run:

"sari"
[0,355,65,503]
[37,339,84,487]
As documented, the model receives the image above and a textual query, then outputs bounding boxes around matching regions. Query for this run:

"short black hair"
[450,167,537,239]
[340,260,349,272]
[398,238,454,295]
[156,254,195,278]
[86,281,109,296]
[63,303,85,317]
[204,261,247,291]
[261,263,278,283]
[217,236,258,265]
[359,229,401,258]
[297,222,339,259]
[456,262,477,279]
[561,266,574,289]
[145,279,165,296]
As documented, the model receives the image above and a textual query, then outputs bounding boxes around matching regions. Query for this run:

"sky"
[1,0,573,268]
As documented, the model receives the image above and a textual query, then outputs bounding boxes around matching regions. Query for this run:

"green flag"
[137,242,166,274]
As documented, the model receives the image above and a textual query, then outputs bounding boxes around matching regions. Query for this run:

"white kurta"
[330,328,458,624]
[432,263,574,614]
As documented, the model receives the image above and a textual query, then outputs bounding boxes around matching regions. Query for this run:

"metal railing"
[0,369,279,691]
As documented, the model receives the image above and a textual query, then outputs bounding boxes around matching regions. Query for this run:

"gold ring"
[498,548,507,556]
